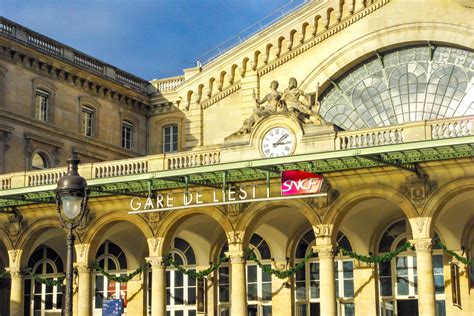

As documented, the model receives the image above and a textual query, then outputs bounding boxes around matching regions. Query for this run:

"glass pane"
[380,277,392,296]
[344,279,354,298]
[298,304,307,316]
[219,285,229,302]
[435,300,446,316]
[45,293,53,309]
[296,281,306,300]
[247,284,257,301]
[310,281,320,299]
[248,305,258,316]
[433,255,443,274]
[174,288,184,304]
[263,305,272,316]
[434,275,445,294]
[247,265,257,282]
[188,286,196,304]
[175,271,183,286]
[262,282,272,301]
[310,303,320,316]
[262,266,272,282]
[344,303,355,316]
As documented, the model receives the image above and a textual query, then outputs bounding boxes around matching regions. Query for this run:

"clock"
[261,127,295,158]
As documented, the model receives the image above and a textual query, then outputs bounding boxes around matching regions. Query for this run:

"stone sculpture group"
[235,77,325,135]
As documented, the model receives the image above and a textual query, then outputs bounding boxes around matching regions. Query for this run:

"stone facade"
[0,1,474,316]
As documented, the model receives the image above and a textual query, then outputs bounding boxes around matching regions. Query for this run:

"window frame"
[34,89,50,122]
[163,124,179,153]
[81,105,95,137]
[121,121,134,150]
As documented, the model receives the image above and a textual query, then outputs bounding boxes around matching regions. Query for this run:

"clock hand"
[273,134,289,147]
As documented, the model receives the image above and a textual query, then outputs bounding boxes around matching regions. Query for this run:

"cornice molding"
[200,82,242,109]
[0,41,150,114]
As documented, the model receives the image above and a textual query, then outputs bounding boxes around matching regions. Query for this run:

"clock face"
[261,127,295,158]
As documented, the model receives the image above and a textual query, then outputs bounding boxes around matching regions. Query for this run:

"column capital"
[410,238,433,252]
[147,237,164,257]
[75,263,91,274]
[5,267,22,278]
[313,245,335,259]
[147,256,167,268]
[74,243,91,265]
[225,250,246,264]
[7,249,23,269]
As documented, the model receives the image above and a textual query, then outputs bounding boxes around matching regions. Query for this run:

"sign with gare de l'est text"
[129,170,325,213]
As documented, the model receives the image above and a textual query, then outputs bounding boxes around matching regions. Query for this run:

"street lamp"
[55,154,88,316]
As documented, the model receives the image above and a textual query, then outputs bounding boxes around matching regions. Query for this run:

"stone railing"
[336,126,405,149]
[430,117,473,140]
[1,116,473,191]
[94,157,149,178]
[152,76,185,92]
[0,16,151,93]
[0,176,11,190]
[166,151,221,170]
[28,168,66,187]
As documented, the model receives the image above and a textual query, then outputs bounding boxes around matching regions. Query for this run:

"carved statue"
[229,78,326,138]
[233,81,282,135]
[283,77,325,125]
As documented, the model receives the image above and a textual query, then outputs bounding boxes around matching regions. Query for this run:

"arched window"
[23,246,64,316]
[294,230,354,316]
[377,219,445,316]
[217,243,230,316]
[166,237,197,316]
[319,45,474,131]
[246,234,272,316]
[31,152,49,170]
[94,240,128,311]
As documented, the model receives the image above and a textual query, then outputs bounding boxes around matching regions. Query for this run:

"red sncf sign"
[281,170,324,196]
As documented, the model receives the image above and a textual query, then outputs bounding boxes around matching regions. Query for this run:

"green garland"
[245,248,314,280]
[0,270,10,279]
[165,254,228,280]
[337,242,413,264]
[436,241,473,266]
[92,261,149,283]
[24,268,65,286]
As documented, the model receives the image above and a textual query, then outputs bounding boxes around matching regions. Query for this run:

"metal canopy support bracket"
[358,154,420,175]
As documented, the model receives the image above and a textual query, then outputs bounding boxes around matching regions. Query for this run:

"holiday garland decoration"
[0,270,10,279]
[165,254,229,280]
[91,261,149,283]
[245,248,314,280]
[437,241,473,266]
[23,268,65,286]
[336,242,413,264]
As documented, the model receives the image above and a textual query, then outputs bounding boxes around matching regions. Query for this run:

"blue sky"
[0,0,300,80]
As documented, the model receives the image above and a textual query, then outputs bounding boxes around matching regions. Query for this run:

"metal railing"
[195,0,309,66]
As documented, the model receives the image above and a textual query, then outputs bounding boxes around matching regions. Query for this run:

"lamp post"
[55,154,88,316]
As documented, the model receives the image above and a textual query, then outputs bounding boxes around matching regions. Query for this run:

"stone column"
[412,238,436,316]
[77,264,92,316]
[314,245,336,316]
[226,250,247,315]
[148,257,166,316]
[8,268,23,316]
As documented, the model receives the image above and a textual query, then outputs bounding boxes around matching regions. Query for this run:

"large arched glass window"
[23,246,64,316]
[94,240,128,311]
[294,230,354,316]
[319,45,474,131]
[377,219,445,316]
[217,243,230,316]
[167,237,197,316]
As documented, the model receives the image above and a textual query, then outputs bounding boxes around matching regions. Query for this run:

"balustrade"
[94,158,149,178]
[166,151,220,170]
[337,127,404,149]
[430,118,473,140]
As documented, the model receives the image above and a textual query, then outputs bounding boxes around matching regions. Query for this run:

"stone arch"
[300,23,474,92]
[82,210,153,264]
[422,177,474,236]
[326,185,419,243]
[155,206,233,257]
[236,199,322,246]
[0,227,13,251]
[15,216,63,266]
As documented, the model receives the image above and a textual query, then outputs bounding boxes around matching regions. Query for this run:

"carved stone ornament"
[306,181,339,211]
[313,245,335,259]
[226,78,327,138]
[415,218,426,234]
[220,203,247,224]
[8,249,22,268]
[76,263,91,274]
[226,231,242,245]
[147,256,166,268]
[3,210,26,243]
[141,211,164,234]
[399,174,437,207]
[147,237,163,256]
[411,239,433,252]
[75,244,90,264]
